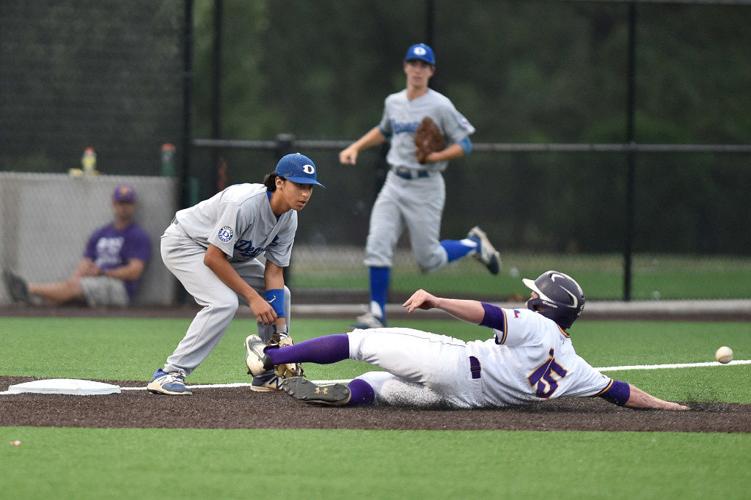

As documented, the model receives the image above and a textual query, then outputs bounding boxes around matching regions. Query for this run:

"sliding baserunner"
[246,270,688,410]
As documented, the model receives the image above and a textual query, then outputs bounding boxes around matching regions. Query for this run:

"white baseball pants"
[348,327,483,408]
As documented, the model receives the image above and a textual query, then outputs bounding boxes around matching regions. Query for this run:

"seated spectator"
[3,184,152,307]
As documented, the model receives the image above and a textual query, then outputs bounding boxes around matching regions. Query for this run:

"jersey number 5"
[528,349,568,398]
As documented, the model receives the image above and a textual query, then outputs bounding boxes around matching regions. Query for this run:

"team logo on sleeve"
[217,226,234,242]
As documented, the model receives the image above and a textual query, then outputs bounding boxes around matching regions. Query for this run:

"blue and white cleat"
[146,368,192,396]
[468,226,501,275]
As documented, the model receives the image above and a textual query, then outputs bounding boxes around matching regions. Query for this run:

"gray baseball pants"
[364,170,448,272]
[160,222,290,376]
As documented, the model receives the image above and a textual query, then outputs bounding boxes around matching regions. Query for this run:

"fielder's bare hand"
[249,295,277,325]
[403,289,440,313]
[339,146,359,165]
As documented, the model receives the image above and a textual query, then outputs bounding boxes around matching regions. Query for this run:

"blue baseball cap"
[404,43,436,65]
[113,184,136,203]
[275,153,325,188]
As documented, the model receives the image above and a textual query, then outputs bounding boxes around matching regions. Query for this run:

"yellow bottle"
[82,147,97,175]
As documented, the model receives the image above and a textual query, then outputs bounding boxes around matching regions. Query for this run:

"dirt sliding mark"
[1,377,749,432]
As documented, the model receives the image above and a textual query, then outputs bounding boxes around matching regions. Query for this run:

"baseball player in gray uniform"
[147,153,324,395]
[246,270,688,411]
[339,43,500,329]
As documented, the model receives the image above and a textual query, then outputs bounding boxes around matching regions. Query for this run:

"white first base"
[6,379,121,396]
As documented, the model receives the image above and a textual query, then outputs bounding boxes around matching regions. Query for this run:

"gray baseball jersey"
[379,88,475,170]
[175,183,297,267]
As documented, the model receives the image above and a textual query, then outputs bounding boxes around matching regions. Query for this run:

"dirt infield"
[1,377,749,432]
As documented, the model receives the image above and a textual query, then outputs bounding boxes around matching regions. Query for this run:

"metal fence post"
[623,1,637,302]
[276,133,295,284]
[211,0,224,194]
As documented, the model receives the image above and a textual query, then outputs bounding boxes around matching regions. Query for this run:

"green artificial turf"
[290,252,751,300]
[1,427,749,500]
[2,317,750,499]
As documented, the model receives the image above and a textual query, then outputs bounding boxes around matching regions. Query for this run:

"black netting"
[0,0,184,176]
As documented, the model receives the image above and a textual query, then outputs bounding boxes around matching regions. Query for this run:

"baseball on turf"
[715,346,733,364]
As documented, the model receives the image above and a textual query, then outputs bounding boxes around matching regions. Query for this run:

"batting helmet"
[523,270,585,329]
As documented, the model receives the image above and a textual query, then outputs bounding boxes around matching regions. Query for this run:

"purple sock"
[266,334,350,365]
[346,378,375,406]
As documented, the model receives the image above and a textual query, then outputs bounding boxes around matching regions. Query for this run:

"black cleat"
[281,377,351,406]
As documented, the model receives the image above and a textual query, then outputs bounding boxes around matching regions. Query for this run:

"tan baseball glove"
[269,330,304,378]
[414,116,445,164]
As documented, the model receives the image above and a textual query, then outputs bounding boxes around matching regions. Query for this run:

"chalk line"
[2,360,748,394]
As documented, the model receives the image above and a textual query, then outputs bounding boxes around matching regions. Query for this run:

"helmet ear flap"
[526,297,544,313]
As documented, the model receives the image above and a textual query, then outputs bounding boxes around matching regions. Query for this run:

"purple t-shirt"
[84,223,152,299]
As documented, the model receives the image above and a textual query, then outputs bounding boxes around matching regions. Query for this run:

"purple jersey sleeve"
[480,302,505,330]
[480,302,510,344]
[597,379,631,406]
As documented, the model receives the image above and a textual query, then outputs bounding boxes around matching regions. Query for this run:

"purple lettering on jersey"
[527,349,569,398]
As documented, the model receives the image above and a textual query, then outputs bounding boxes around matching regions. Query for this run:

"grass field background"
[1,315,750,499]
[291,250,751,300]
[2,427,749,500]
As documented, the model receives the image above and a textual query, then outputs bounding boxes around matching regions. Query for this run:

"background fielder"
[339,42,500,329]
[148,153,323,395]
[246,270,688,411]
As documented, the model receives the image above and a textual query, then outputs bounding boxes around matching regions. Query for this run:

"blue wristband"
[458,137,473,155]
[263,289,285,317]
